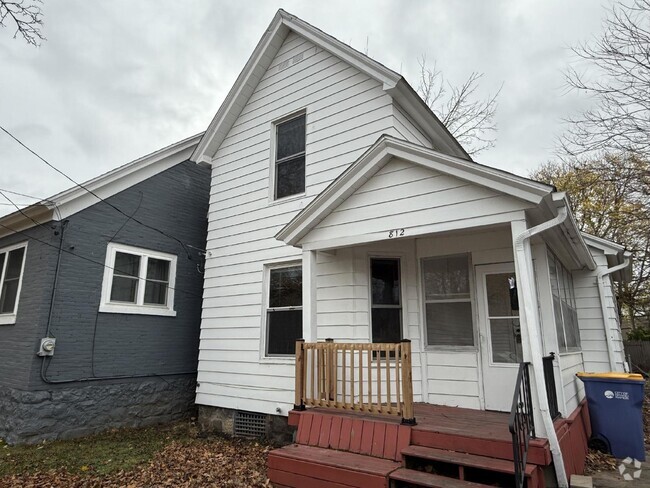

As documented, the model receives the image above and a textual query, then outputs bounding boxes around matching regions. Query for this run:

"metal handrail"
[542,353,561,420]
[509,362,535,488]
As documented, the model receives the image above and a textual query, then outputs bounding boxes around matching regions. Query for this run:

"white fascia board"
[0,133,202,237]
[276,135,553,247]
[52,134,202,219]
[191,11,289,163]
[387,80,471,161]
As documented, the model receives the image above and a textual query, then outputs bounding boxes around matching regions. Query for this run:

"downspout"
[597,258,631,371]
[514,203,569,488]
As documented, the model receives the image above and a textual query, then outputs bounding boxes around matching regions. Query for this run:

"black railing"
[509,362,535,488]
[542,353,561,420]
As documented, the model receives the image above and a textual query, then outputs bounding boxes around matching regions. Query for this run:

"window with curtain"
[422,254,474,346]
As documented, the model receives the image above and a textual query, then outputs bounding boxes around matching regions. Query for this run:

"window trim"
[0,241,28,326]
[368,256,404,344]
[261,260,303,359]
[548,251,581,353]
[420,252,476,350]
[99,243,177,317]
[269,110,307,204]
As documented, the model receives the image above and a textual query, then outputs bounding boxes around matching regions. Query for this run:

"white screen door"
[476,263,523,411]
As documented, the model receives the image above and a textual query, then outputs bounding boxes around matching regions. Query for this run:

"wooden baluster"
[395,343,401,415]
[376,346,381,413]
[385,344,391,414]
[358,348,363,411]
[325,339,334,405]
[367,346,372,412]
[400,339,415,424]
[294,339,306,410]
[310,345,316,406]
[350,349,355,409]
[342,346,347,408]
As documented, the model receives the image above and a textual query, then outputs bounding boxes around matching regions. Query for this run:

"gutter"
[513,197,569,488]
[597,256,631,371]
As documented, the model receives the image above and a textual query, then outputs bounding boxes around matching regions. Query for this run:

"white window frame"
[368,255,405,344]
[0,241,28,325]
[268,109,307,204]
[548,251,581,353]
[261,260,303,360]
[420,253,476,350]
[99,243,177,317]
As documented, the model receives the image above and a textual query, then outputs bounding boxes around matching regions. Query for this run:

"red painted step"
[389,468,491,487]
[268,443,401,488]
[402,445,538,477]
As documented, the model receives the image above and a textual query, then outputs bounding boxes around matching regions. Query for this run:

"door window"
[370,258,402,343]
[485,272,522,363]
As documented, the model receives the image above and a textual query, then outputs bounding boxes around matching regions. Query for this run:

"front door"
[476,263,523,411]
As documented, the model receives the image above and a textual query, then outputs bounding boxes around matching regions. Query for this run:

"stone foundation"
[0,375,196,445]
[198,405,295,445]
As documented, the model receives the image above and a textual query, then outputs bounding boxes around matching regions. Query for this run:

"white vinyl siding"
[300,158,531,247]
[198,30,397,415]
[560,351,585,414]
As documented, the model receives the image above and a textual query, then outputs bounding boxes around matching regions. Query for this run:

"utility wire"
[0,187,48,201]
[0,221,203,299]
[0,189,55,232]
[0,125,193,260]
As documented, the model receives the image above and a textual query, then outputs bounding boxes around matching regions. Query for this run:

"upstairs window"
[0,242,27,325]
[274,113,306,200]
[100,243,177,316]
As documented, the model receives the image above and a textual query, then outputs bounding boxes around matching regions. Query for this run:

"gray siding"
[0,160,210,442]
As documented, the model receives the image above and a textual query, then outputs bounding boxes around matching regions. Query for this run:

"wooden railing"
[293,339,415,424]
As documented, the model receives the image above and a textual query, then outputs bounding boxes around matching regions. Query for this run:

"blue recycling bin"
[576,372,645,461]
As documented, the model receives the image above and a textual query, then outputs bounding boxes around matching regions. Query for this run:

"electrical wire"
[0,189,55,232]
[0,125,193,260]
[0,221,203,299]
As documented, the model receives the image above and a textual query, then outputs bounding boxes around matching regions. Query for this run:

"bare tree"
[417,56,501,156]
[561,0,650,156]
[0,0,44,46]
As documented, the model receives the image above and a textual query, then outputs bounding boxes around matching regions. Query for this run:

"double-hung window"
[0,242,27,325]
[548,252,580,352]
[265,264,303,356]
[100,243,177,316]
[422,254,474,346]
[273,113,306,200]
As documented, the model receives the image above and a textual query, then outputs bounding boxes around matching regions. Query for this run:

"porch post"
[510,219,546,436]
[302,249,317,342]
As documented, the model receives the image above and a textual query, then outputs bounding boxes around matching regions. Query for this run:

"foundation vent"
[234,410,267,438]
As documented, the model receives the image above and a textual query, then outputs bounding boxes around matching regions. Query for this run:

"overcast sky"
[0,0,611,215]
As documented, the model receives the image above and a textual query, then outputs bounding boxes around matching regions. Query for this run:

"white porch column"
[302,249,317,342]
[511,220,546,437]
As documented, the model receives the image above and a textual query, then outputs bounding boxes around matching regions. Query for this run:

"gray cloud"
[0,0,612,217]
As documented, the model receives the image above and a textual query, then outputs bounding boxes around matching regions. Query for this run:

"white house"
[192,10,630,487]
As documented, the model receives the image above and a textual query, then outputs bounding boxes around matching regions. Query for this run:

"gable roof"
[0,132,203,239]
[581,232,633,281]
[191,9,471,164]
[276,135,554,247]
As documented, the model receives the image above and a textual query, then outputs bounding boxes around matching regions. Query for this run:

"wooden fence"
[624,341,650,373]
[294,339,415,423]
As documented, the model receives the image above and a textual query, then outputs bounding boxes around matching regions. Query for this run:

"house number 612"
[388,229,405,238]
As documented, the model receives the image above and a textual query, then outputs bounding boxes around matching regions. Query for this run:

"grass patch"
[0,421,194,477]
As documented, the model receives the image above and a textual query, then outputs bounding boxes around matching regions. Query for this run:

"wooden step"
[268,443,401,488]
[402,445,538,477]
[410,428,552,466]
[389,468,491,487]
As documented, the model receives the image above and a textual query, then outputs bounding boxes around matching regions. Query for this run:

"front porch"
[268,401,590,488]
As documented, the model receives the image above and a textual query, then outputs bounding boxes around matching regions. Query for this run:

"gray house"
[0,133,210,444]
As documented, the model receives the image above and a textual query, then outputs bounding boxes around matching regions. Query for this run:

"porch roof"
[276,135,555,249]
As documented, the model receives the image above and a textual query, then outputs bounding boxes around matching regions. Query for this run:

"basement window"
[0,242,27,325]
[99,243,177,316]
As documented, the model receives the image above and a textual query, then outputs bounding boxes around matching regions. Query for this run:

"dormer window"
[274,112,306,200]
